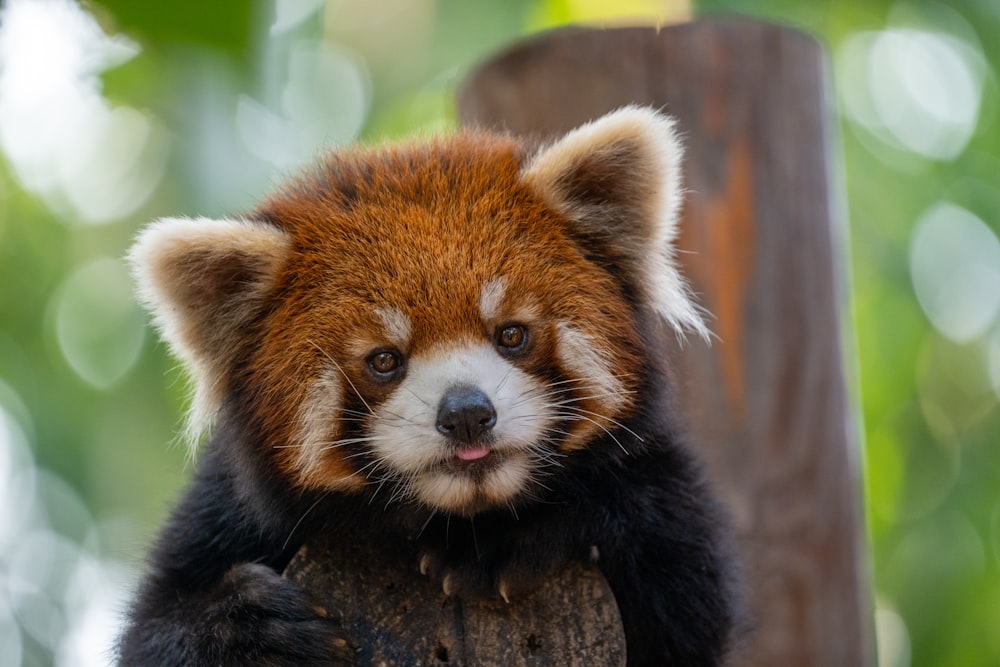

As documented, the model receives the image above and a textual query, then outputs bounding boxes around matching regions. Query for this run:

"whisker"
[568,406,645,443]
[273,435,383,450]
[543,373,635,387]
[306,339,374,416]
[495,366,515,394]
[417,510,437,538]
[548,410,631,454]
[370,478,389,501]
[378,408,428,426]
[543,390,637,407]
[321,436,383,451]
[386,480,415,509]
[507,385,635,412]
[546,403,645,444]
[280,495,325,553]
[277,411,368,430]
[402,386,433,409]
[339,408,374,419]
[350,458,382,474]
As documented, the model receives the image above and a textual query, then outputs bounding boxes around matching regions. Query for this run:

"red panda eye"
[496,324,528,352]
[367,350,401,375]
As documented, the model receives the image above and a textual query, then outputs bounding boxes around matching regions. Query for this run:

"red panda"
[118,106,739,666]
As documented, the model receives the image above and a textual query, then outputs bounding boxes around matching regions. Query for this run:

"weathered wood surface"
[286,535,625,666]
[457,20,873,667]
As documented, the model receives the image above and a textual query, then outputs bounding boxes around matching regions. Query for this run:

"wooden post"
[457,19,874,667]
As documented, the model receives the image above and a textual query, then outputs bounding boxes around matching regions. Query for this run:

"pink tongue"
[455,446,491,461]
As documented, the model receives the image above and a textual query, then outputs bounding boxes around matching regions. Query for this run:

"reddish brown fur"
[241,132,644,487]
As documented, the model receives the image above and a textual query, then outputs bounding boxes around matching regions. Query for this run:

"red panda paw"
[198,563,358,666]
[416,545,550,603]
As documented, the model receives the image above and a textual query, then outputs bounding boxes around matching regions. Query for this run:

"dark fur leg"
[588,453,739,666]
[117,446,354,666]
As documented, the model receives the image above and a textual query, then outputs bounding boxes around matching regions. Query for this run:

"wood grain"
[457,19,873,667]
[286,535,626,666]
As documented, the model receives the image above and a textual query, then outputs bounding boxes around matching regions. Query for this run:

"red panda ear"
[521,106,708,338]
[128,217,291,442]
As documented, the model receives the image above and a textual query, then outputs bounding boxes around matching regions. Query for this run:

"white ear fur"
[522,106,708,339]
[128,216,291,445]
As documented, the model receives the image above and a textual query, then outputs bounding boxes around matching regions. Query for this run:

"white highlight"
[909,202,1000,343]
[271,0,325,35]
[235,43,370,171]
[556,323,628,414]
[294,368,345,482]
[990,328,1000,403]
[0,0,168,224]
[0,403,133,667]
[479,276,507,321]
[839,23,984,162]
[875,604,911,667]
[54,257,146,389]
[375,306,412,348]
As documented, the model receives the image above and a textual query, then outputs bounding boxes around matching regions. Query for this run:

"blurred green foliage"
[1,0,998,665]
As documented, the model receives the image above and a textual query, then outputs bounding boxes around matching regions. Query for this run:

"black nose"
[436,385,497,444]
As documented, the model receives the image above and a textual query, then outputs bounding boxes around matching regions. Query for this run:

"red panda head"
[129,106,705,515]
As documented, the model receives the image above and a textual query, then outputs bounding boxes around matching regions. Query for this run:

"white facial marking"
[479,276,507,322]
[555,323,627,413]
[369,342,552,513]
[375,305,411,348]
[293,367,347,484]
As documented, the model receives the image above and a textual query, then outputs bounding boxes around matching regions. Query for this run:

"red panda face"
[129,107,707,516]
[252,141,645,514]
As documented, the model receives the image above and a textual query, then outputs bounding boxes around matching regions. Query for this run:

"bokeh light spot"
[839,24,985,162]
[0,0,166,224]
[237,43,370,171]
[888,512,986,594]
[271,0,325,35]
[875,603,911,667]
[56,555,134,667]
[910,202,1000,343]
[0,595,23,667]
[53,258,146,390]
[989,326,1000,402]
[0,403,35,554]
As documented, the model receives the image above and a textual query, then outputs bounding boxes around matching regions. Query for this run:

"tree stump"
[286,535,626,666]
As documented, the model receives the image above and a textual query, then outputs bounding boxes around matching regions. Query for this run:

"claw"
[419,553,432,576]
[498,581,511,605]
[312,605,329,618]
[442,573,456,597]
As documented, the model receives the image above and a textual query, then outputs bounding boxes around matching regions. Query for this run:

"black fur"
[118,322,740,666]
